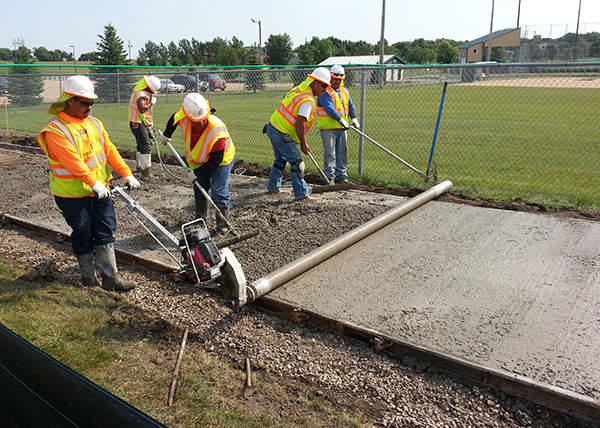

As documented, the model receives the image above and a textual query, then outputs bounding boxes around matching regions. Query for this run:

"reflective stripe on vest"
[37,115,112,197]
[316,87,350,130]
[177,116,234,168]
[128,90,152,125]
[269,86,315,143]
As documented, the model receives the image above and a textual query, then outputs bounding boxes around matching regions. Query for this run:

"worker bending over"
[160,93,235,234]
[38,75,140,292]
[129,75,161,179]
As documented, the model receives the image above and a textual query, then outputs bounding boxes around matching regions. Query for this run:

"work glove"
[159,132,171,145]
[92,181,110,199]
[151,95,157,105]
[123,175,141,190]
[339,118,350,130]
[351,118,360,129]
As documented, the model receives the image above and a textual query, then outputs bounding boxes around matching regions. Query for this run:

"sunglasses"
[319,82,328,89]
[332,73,344,77]
[74,98,94,107]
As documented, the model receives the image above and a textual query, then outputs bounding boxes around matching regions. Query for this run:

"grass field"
[2,80,599,209]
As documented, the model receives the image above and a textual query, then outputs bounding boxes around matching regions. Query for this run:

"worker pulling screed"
[264,67,331,201]
[129,75,161,179]
[37,75,140,292]
[159,93,235,234]
[316,65,360,184]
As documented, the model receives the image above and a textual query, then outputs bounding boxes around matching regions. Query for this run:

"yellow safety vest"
[316,87,350,130]
[269,86,315,143]
[37,116,112,198]
[176,115,234,169]
[128,90,153,125]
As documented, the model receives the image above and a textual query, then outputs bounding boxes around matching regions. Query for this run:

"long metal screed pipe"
[246,180,453,303]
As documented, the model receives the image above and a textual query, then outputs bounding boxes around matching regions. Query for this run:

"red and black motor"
[179,227,222,283]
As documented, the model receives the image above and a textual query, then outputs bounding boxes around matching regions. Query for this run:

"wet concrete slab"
[268,200,600,399]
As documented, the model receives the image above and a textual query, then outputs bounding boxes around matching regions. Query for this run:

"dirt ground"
[0,131,598,428]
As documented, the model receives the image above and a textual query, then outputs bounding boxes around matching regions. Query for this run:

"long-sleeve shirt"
[43,112,132,188]
[163,113,226,175]
[317,87,358,122]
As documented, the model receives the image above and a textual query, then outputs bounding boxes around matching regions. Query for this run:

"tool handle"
[306,151,332,185]
[165,141,236,234]
[350,127,432,182]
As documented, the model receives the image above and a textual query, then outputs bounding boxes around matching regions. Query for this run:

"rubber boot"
[139,153,152,180]
[216,209,231,234]
[75,252,101,288]
[135,151,141,173]
[94,243,136,291]
[195,199,210,221]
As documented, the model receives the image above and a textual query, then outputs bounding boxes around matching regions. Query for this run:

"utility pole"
[128,40,133,62]
[487,0,495,62]
[251,18,262,64]
[575,0,582,60]
[378,0,386,88]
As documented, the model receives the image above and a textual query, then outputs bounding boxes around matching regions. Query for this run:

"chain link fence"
[1,62,599,209]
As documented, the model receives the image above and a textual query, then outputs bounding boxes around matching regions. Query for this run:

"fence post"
[358,68,367,175]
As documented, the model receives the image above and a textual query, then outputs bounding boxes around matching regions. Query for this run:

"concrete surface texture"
[269,201,600,399]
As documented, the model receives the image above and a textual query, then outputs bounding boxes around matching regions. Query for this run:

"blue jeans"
[320,129,348,182]
[55,195,117,255]
[193,160,233,211]
[266,123,309,199]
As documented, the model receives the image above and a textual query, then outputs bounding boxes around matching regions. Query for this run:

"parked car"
[159,79,185,93]
[198,73,227,91]
[170,74,209,92]
[0,77,9,94]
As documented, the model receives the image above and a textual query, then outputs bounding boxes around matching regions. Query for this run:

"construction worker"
[37,75,140,291]
[316,65,360,184]
[129,75,161,179]
[264,67,331,201]
[159,93,235,234]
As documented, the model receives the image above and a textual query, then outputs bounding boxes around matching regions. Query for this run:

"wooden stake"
[245,357,252,387]
[168,327,189,406]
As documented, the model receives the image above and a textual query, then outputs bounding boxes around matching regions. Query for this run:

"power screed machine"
[111,186,246,307]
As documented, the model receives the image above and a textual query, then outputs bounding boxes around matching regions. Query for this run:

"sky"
[3,0,600,59]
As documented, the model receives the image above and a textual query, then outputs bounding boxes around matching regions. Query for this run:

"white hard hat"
[182,93,210,121]
[62,75,97,99]
[144,76,161,94]
[330,65,345,79]
[308,67,331,86]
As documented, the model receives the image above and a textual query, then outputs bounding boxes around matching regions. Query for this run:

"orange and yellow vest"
[37,115,113,198]
[128,90,153,125]
[269,86,315,143]
[316,87,350,130]
[176,115,234,169]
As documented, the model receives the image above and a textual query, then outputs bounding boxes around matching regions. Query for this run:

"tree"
[436,41,459,64]
[167,41,181,66]
[265,34,293,66]
[178,39,194,66]
[93,23,130,103]
[244,50,265,93]
[9,46,43,106]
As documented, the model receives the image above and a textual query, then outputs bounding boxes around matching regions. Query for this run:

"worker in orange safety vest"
[38,75,140,292]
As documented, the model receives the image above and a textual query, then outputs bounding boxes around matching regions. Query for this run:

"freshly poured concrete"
[268,200,600,399]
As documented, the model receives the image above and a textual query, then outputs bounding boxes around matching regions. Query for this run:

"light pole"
[70,45,76,72]
[251,18,262,64]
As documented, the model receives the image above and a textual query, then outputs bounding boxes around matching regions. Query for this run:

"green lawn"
[3,82,599,209]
